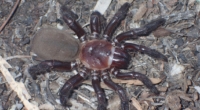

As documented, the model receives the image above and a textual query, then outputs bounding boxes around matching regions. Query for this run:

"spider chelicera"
[29,2,167,110]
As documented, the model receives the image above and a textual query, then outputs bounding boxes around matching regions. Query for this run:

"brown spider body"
[29,2,167,110]
[32,28,130,71]
[80,40,130,70]
[80,40,115,70]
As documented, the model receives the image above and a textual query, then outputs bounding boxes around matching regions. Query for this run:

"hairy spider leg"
[28,60,75,80]
[61,6,86,42]
[92,73,107,110]
[90,11,102,39]
[112,69,159,95]
[28,60,88,107]
[115,18,166,43]
[102,73,129,110]
[60,71,88,106]
[103,3,130,40]
[123,43,168,62]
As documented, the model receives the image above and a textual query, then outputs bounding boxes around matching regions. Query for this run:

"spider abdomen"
[80,40,115,70]
[31,27,80,61]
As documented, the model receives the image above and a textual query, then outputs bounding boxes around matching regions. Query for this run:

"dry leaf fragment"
[118,0,133,5]
[153,27,172,37]
[93,0,112,14]
[83,78,161,90]
[164,0,178,7]
[166,94,181,110]
[166,90,192,110]
[168,63,185,79]
[131,97,143,110]
[70,99,93,110]
[194,86,200,94]
[133,3,147,21]
[188,0,195,6]
[39,103,55,110]
[193,92,199,101]
[112,78,161,85]
[107,95,121,110]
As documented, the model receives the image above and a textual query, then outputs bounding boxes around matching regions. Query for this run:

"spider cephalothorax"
[29,2,167,110]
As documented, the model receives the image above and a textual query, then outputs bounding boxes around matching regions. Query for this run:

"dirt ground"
[0,0,200,110]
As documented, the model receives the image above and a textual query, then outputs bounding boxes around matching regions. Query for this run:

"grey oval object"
[31,27,80,61]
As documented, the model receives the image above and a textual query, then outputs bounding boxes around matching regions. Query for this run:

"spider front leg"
[123,43,168,62]
[103,3,130,40]
[28,60,76,79]
[90,11,102,39]
[115,18,166,43]
[92,73,107,110]
[112,69,159,95]
[60,71,87,106]
[102,73,129,110]
[61,6,86,41]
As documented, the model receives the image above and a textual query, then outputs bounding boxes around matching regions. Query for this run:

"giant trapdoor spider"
[29,2,167,110]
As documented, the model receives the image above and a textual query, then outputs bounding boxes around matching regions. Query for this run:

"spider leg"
[28,60,76,80]
[123,43,168,62]
[102,73,129,110]
[60,71,87,106]
[92,73,107,110]
[61,6,86,42]
[103,3,130,40]
[115,18,166,43]
[112,69,159,95]
[90,11,102,39]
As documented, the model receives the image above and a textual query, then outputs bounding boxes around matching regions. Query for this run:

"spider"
[29,2,167,110]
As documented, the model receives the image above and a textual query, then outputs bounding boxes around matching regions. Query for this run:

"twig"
[0,0,21,32]
[0,56,39,110]
[5,55,31,60]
